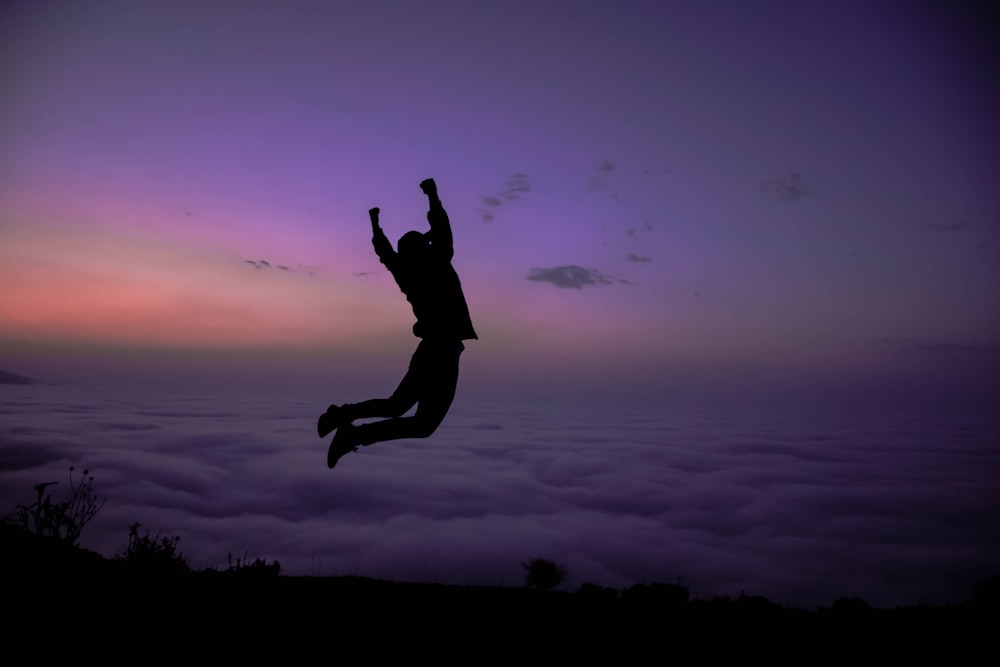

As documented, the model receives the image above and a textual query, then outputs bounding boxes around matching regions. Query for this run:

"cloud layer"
[1,383,997,608]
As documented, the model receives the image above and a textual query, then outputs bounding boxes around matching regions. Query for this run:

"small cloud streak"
[927,221,970,232]
[243,258,293,272]
[527,265,616,289]
[586,159,616,193]
[914,342,1000,358]
[626,223,653,237]
[627,253,652,263]
[478,172,531,221]
[882,338,1000,363]
[760,172,808,202]
[502,173,530,200]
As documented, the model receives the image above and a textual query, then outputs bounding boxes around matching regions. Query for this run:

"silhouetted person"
[318,178,478,468]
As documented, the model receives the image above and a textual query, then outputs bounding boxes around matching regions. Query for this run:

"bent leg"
[353,376,457,444]
[341,394,414,421]
[353,340,462,446]
[337,344,426,421]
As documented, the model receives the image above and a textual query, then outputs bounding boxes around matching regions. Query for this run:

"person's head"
[397,230,429,259]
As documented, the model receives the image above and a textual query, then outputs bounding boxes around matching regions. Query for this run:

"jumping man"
[318,178,477,468]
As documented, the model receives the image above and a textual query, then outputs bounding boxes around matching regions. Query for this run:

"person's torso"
[393,260,478,340]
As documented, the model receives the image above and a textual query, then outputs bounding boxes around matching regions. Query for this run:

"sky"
[2,0,998,406]
[1,1,998,608]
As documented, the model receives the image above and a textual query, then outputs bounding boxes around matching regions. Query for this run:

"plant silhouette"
[319,178,478,469]
[523,558,566,591]
[119,522,189,574]
[6,467,104,545]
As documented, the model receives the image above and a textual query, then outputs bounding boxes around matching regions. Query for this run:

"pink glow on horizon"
[0,219,407,348]
[1,214,665,363]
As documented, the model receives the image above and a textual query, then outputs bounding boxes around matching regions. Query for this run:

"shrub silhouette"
[522,558,566,591]
[972,574,1000,610]
[621,582,690,608]
[224,551,281,577]
[119,522,189,574]
[5,467,104,545]
[576,582,619,602]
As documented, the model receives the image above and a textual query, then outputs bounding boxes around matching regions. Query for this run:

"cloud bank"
[1,384,997,609]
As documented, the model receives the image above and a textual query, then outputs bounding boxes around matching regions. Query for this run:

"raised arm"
[370,207,396,267]
[420,178,454,261]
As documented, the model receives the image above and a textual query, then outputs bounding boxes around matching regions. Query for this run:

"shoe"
[327,424,359,469]
[317,404,345,438]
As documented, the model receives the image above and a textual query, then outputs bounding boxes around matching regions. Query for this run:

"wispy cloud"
[926,221,970,232]
[625,222,654,238]
[526,265,617,289]
[882,338,1000,362]
[627,253,652,263]
[502,173,530,200]
[914,342,1000,358]
[478,173,531,221]
[586,159,616,193]
[760,172,808,202]
[244,259,292,272]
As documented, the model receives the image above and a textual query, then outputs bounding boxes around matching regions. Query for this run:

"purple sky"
[0,1,998,607]
[2,1,997,405]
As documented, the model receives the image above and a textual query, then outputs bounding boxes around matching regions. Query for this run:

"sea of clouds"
[1,383,997,609]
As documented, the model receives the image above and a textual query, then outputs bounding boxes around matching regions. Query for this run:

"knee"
[411,414,443,438]
[411,424,437,439]
[383,394,412,418]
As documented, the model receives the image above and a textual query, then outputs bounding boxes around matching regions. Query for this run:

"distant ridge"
[0,370,34,385]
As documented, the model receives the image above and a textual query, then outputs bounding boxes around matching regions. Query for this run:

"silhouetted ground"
[2,522,992,657]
